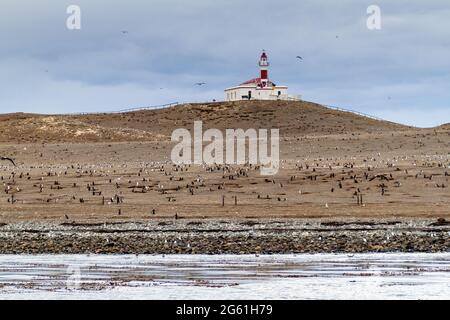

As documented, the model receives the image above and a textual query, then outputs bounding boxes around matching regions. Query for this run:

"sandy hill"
[437,123,450,130]
[0,113,155,143]
[0,101,412,143]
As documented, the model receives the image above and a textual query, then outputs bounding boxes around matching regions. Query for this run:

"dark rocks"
[429,218,450,226]
[0,219,448,254]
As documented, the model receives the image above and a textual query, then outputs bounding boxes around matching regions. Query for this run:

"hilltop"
[0,100,412,143]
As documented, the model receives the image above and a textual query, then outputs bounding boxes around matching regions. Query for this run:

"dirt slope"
[0,101,412,143]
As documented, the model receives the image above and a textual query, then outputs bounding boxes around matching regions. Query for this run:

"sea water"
[0,253,448,300]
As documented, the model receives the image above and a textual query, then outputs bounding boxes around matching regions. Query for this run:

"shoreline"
[1,218,448,254]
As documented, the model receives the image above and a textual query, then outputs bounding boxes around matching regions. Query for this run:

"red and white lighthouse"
[224,50,299,102]
[259,50,269,87]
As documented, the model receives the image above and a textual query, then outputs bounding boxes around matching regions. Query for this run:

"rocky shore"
[0,218,448,254]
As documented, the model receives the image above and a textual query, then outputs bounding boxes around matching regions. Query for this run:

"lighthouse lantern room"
[224,50,300,102]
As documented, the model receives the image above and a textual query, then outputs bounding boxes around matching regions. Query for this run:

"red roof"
[240,78,262,85]
[239,78,276,87]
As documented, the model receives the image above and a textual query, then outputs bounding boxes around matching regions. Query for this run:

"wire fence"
[57,100,390,125]
[59,102,179,116]
[320,104,385,122]
[113,102,180,113]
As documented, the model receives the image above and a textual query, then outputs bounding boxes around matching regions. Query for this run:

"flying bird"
[1,157,16,166]
[195,82,206,86]
[121,30,129,34]
[296,56,303,60]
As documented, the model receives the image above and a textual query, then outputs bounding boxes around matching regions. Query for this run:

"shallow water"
[0,253,448,299]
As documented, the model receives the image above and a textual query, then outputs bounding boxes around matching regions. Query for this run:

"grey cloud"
[0,0,449,127]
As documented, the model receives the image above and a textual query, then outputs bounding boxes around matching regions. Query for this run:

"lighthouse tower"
[224,50,300,102]
[259,50,269,88]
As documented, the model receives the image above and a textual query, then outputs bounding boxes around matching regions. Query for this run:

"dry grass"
[0,101,449,223]
[0,101,412,143]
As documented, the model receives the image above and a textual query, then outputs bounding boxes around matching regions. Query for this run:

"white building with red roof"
[224,51,300,102]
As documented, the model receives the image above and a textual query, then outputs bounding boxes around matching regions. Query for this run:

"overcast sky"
[0,0,449,127]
